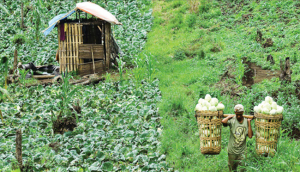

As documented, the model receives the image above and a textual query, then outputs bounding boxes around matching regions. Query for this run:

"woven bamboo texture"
[195,110,223,154]
[254,112,283,156]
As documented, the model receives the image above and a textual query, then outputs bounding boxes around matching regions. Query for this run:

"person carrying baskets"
[222,104,253,172]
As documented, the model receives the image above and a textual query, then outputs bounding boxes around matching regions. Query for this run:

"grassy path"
[142,0,300,171]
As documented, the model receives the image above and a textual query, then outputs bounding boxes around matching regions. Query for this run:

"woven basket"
[254,112,283,156]
[195,110,223,155]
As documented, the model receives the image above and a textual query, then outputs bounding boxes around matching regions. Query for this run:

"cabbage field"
[0,0,171,171]
[2,0,300,171]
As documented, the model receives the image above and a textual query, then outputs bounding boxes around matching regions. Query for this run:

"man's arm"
[222,115,234,124]
[247,118,253,138]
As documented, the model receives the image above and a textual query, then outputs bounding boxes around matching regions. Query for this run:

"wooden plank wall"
[57,23,83,73]
[78,44,105,59]
[105,22,111,70]
[57,21,109,75]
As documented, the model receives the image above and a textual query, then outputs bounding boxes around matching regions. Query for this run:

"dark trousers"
[228,153,246,172]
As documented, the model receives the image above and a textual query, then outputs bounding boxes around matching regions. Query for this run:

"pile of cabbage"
[195,94,224,147]
[253,96,284,115]
[254,96,282,154]
[195,94,225,112]
[200,124,221,147]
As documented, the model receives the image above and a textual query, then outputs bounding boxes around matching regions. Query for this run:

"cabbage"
[205,94,211,102]
[270,109,277,115]
[202,100,210,108]
[258,103,263,109]
[195,104,202,111]
[201,106,208,111]
[277,106,283,114]
[209,106,217,111]
[210,98,218,106]
[265,96,273,104]
[216,103,225,110]
[271,102,277,110]
[198,98,204,105]
[263,103,271,111]
[254,106,261,113]
[262,107,270,114]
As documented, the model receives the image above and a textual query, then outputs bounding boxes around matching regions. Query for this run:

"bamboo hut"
[42,2,121,76]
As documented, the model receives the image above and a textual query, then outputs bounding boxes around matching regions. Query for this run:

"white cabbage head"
[277,106,283,114]
[270,109,277,115]
[198,98,205,105]
[265,96,273,104]
[262,108,270,114]
[201,106,208,111]
[271,102,277,110]
[210,98,218,106]
[209,106,217,111]
[216,103,225,110]
[195,104,202,111]
[205,94,212,102]
[254,106,261,113]
[263,103,271,111]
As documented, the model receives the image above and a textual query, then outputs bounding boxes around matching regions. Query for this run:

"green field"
[1,0,300,171]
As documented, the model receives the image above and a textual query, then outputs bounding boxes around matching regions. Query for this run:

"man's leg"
[228,154,238,172]
[237,153,247,172]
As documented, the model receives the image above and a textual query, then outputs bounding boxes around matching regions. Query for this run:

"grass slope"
[142,0,300,171]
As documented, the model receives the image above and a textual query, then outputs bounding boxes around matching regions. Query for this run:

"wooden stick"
[0,110,3,123]
[16,129,23,171]
[58,24,61,73]
[75,24,79,70]
[72,24,76,72]
[32,75,56,79]
[79,24,84,64]
[91,46,95,74]
[97,25,102,32]
[66,23,70,72]
[68,24,71,72]
[223,114,254,119]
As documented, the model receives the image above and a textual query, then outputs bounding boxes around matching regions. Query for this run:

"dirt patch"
[252,63,280,83]
[243,62,280,87]
[216,60,280,96]
[288,127,300,140]
[53,114,77,134]
[48,142,61,152]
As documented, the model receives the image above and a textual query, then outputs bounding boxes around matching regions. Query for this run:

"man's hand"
[228,115,235,119]
[222,115,235,124]
[247,118,252,123]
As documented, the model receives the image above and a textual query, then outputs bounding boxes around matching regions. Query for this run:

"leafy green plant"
[59,72,78,120]
[18,69,28,85]
[1,56,8,89]
[116,56,126,84]
[174,49,187,61]
[235,55,245,86]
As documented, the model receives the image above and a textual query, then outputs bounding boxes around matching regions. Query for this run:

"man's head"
[234,104,244,122]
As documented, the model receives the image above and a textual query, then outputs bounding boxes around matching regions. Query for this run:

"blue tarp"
[43,10,76,36]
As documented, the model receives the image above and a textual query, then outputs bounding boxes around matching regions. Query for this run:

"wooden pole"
[13,49,18,73]
[58,24,61,73]
[223,114,254,119]
[16,129,23,171]
[72,24,76,72]
[0,110,3,123]
[75,24,79,70]
[105,22,111,70]
[79,24,84,64]
[91,46,95,74]
[68,24,71,72]
[66,23,70,72]
[21,2,24,29]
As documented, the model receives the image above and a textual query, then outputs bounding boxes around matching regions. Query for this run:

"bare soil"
[243,62,280,87]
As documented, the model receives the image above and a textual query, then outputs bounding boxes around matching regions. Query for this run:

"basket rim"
[254,112,283,120]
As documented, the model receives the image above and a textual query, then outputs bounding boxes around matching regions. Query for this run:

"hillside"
[141,0,300,171]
